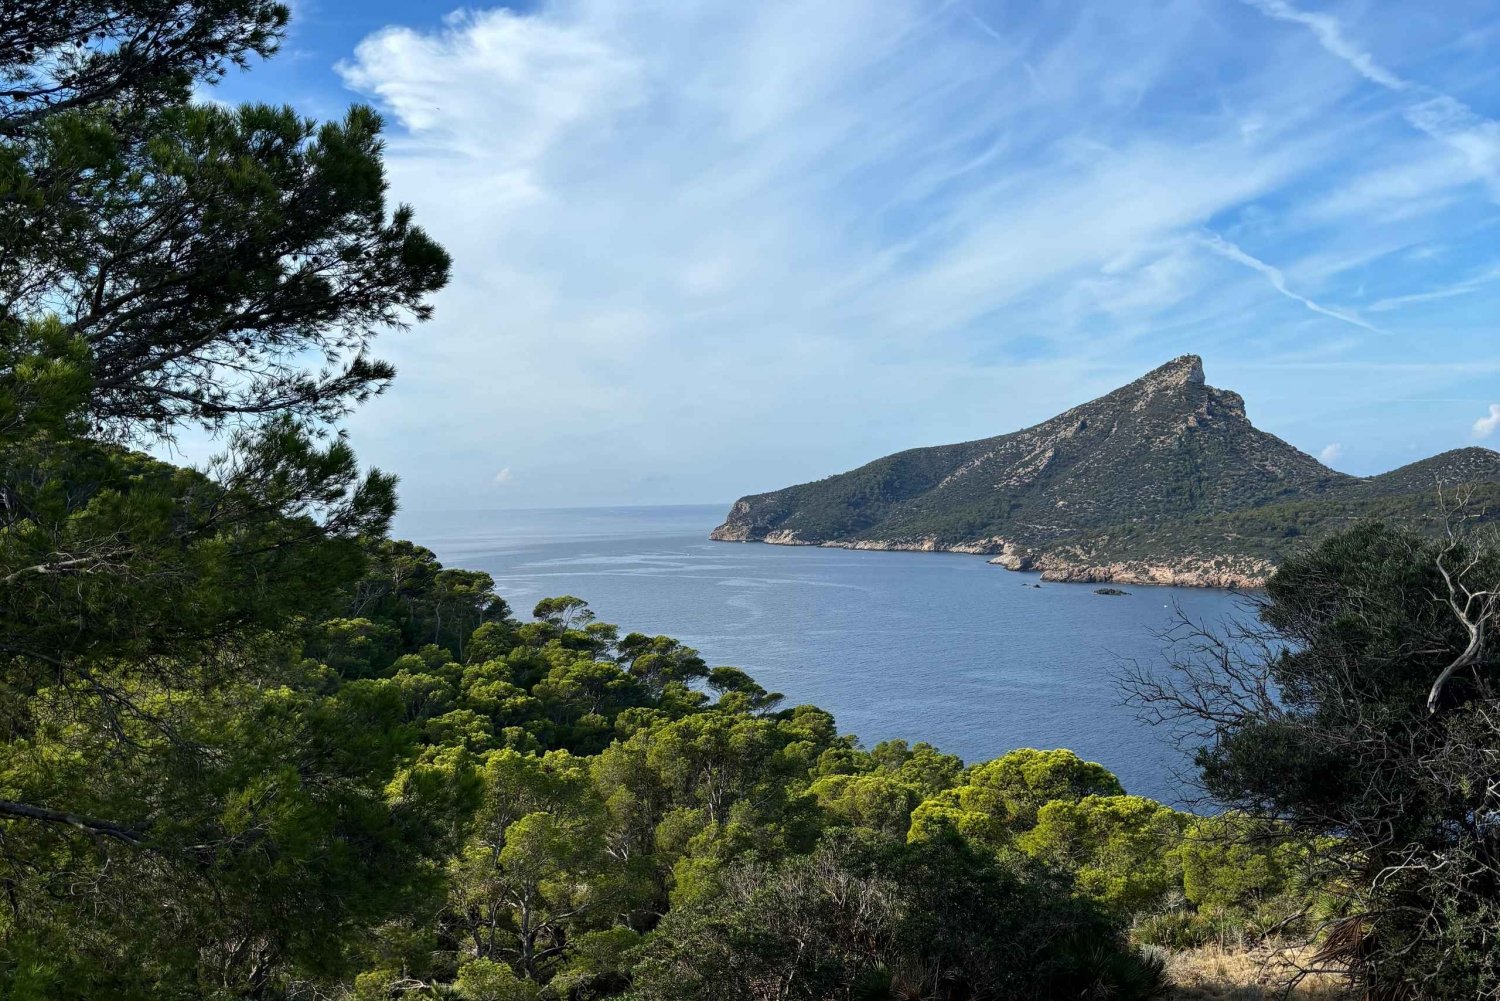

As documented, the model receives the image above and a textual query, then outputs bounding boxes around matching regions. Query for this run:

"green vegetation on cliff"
[712,357,1500,583]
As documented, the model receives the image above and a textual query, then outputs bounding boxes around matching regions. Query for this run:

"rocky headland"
[710,356,1500,588]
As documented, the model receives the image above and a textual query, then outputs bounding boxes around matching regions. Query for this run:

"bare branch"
[0,799,144,845]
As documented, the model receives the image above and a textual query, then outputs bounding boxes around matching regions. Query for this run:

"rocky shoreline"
[707,357,1500,592]
[707,526,1270,589]
[1007,552,1270,590]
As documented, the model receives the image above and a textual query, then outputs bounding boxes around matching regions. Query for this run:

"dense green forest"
[3,4,1499,999]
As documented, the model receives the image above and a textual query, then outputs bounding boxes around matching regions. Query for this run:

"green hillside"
[713,357,1500,584]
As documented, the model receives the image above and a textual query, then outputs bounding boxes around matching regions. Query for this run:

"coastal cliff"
[710,356,1500,587]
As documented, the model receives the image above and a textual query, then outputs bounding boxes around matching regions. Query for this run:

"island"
[711,356,1500,587]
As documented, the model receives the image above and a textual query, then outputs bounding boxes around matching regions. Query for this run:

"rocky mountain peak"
[1143,353,1205,388]
[1062,354,1240,431]
[710,357,1500,587]
[1081,354,1214,421]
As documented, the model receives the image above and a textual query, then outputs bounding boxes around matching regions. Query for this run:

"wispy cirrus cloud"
[1243,0,1405,89]
[286,0,1500,508]
[1245,0,1500,196]
[1196,232,1377,331]
[1369,264,1500,312]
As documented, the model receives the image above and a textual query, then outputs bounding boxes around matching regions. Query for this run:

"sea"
[396,504,1253,804]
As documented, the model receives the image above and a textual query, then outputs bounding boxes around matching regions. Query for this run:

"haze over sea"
[398,504,1250,803]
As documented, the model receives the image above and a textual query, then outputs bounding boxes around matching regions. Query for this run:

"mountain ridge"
[710,357,1500,587]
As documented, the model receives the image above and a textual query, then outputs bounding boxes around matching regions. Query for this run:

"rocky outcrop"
[708,500,759,541]
[1020,553,1275,590]
[978,546,1270,588]
[710,356,1500,589]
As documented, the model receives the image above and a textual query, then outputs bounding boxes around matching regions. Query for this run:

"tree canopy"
[6,4,1494,999]
[1128,521,1500,997]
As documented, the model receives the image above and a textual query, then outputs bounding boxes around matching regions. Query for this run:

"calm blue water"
[396,504,1252,803]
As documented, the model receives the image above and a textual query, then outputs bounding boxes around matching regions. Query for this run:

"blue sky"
[208,0,1500,512]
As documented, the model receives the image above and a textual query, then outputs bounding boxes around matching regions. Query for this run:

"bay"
[396,504,1252,804]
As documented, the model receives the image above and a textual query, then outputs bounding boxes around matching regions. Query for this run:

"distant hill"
[710,356,1500,587]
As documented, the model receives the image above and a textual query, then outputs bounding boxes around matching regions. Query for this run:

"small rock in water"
[1093,587,1129,596]
[1031,583,1042,589]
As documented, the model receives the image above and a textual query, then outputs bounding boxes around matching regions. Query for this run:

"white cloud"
[492,467,514,485]
[1319,442,1344,463]
[1476,405,1500,439]
[338,8,645,165]
[1244,0,1500,197]
[1368,264,1500,312]
[1403,96,1500,196]
[1242,0,1405,90]
[318,1,1500,508]
[1298,150,1472,227]
[1196,232,1377,332]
